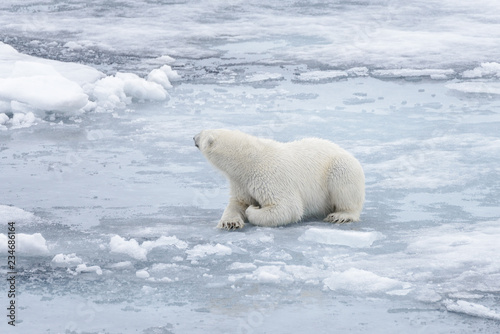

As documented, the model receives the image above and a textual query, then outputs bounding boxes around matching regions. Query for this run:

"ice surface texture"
[1,0,500,333]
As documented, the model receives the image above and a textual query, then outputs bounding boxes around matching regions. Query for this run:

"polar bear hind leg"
[324,159,364,224]
[246,201,303,227]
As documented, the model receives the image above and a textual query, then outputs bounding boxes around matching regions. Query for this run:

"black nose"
[193,135,199,148]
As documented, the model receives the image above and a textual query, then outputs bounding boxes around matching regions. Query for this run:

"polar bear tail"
[324,155,365,224]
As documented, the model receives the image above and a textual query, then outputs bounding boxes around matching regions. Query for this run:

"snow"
[1,0,500,333]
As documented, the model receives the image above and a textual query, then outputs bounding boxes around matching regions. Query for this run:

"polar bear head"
[194,129,258,175]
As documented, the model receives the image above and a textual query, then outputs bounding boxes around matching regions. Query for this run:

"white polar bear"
[194,129,365,230]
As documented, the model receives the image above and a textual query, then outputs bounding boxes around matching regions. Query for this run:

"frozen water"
[1,0,500,333]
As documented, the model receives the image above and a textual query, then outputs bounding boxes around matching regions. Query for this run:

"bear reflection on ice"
[194,129,365,230]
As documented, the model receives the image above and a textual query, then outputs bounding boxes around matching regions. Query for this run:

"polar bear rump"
[194,129,365,229]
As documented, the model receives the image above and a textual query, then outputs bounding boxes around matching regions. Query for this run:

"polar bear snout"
[193,133,200,149]
[194,131,216,151]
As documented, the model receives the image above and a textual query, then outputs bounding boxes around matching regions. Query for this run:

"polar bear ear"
[206,134,215,148]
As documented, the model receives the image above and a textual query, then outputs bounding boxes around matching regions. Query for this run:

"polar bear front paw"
[324,212,358,224]
[217,219,245,230]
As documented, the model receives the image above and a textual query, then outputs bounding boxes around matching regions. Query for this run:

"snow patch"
[299,228,384,248]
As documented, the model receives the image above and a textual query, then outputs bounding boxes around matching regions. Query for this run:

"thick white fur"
[194,129,365,230]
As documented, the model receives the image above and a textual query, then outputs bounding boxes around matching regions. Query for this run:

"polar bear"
[194,129,365,230]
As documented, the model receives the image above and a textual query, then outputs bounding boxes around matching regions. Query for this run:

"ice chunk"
[108,261,133,269]
[92,72,168,112]
[299,228,384,248]
[0,61,89,113]
[444,300,500,321]
[0,112,9,129]
[141,235,188,251]
[147,65,180,88]
[76,264,103,275]
[247,265,292,283]
[154,55,176,64]
[148,68,173,89]
[405,221,500,270]
[51,253,83,267]
[0,205,35,223]
[141,286,157,294]
[284,265,327,283]
[63,41,84,51]
[446,81,500,95]
[136,269,150,279]
[0,42,171,116]
[9,112,36,129]
[186,243,232,259]
[109,235,188,261]
[372,68,455,79]
[462,62,500,78]
[294,70,348,82]
[12,233,49,255]
[109,235,148,261]
[244,72,284,83]
[323,268,403,294]
[227,262,257,271]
